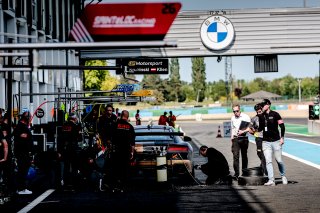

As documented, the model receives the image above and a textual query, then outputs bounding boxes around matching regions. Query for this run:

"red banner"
[70,2,181,42]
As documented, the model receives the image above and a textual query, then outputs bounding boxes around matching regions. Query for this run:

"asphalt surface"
[1,119,319,212]
[180,120,320,213]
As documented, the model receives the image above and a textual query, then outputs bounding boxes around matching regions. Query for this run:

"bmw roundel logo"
[200,15,235,51]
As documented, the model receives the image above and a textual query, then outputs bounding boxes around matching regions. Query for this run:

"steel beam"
[0,52,29,56]
[3,65,121,70]
[0,67,32,71]
[0,41,177,50]
[18,90,116,96]
[55,97,140,102]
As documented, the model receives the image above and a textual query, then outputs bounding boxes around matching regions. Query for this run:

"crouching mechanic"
[195,145,232,185]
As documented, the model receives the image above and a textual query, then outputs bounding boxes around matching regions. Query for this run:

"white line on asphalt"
[286,132,313,137]
[17,189,55,213]
[286,137,320,147]
[282,152,320,170]
[249,139,320,170]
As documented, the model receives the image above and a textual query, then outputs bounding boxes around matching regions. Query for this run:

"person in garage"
[109,110,135,192]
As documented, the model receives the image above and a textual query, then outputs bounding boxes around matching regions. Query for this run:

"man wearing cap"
[260,99,287,186]
[230,104,251,180]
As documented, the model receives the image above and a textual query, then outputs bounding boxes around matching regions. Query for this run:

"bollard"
[156,155,167,182]
[195,113,202,121]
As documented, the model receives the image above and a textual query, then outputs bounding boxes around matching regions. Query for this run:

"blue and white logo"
[200,16,235,51]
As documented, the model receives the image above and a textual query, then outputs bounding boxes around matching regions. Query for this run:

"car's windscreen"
[135,135,174,141]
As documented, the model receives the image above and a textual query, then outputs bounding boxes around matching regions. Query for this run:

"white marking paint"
[18,189,55,213]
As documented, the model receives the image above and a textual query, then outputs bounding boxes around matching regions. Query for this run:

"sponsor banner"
[223,121,231,137]
[71,2,181,41]
[118,58,169,74]
[112,84,135,92]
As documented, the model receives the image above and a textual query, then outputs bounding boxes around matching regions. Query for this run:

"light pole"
[298,79,302,103]
[196,89,201,104]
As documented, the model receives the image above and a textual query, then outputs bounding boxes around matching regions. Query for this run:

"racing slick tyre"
[242,167,264,177]
[238,167,267,186]
[238,176,268,186]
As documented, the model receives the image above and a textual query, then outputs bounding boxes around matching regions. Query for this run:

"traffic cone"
[216,125,222,138]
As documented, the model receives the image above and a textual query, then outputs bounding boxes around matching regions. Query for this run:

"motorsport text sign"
[71,2,181,42]
[119,58,169,74]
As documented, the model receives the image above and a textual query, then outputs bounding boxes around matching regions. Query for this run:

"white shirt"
[231,112,251,139]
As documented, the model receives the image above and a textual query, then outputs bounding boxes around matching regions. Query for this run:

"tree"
[101,72,119,91]
[234,88,242,99]
[84,60,119,93]
[168,58,182,102]
[141,75,162,90]
[180,84,194,101]
[208,80,228,102]
[278,75,296,99]
[119,74,137,84]
[84,60,108,91]
[301,77,318,99]
[191,57,206,102]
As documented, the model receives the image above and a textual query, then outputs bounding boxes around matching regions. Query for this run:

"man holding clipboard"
[230,104,251,180]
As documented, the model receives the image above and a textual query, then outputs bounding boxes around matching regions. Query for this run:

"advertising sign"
[70,2,181,41]
[200,15,235,51]
[35,108,45,118]
[111,84,136,92]
[223,121,231,137]
[117,58,169,74]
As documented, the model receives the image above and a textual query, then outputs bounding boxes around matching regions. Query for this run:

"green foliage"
[191,57,206,102]
[141,75,161,89]
[169,58,181,83]
[207,80,227,101]
[300,77,318,98]
[168,58,182,102]
[119,74,137,84]
[140,75,164,105]
[151,90,165,105]
[180,84,194,101]
[84,60,116,91]
[231,74,318,101]
[101,72,119,91]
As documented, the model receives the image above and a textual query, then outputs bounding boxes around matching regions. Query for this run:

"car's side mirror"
[183,136,192,141]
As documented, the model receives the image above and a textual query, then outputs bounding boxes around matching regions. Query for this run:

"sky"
[98,0,320,83]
